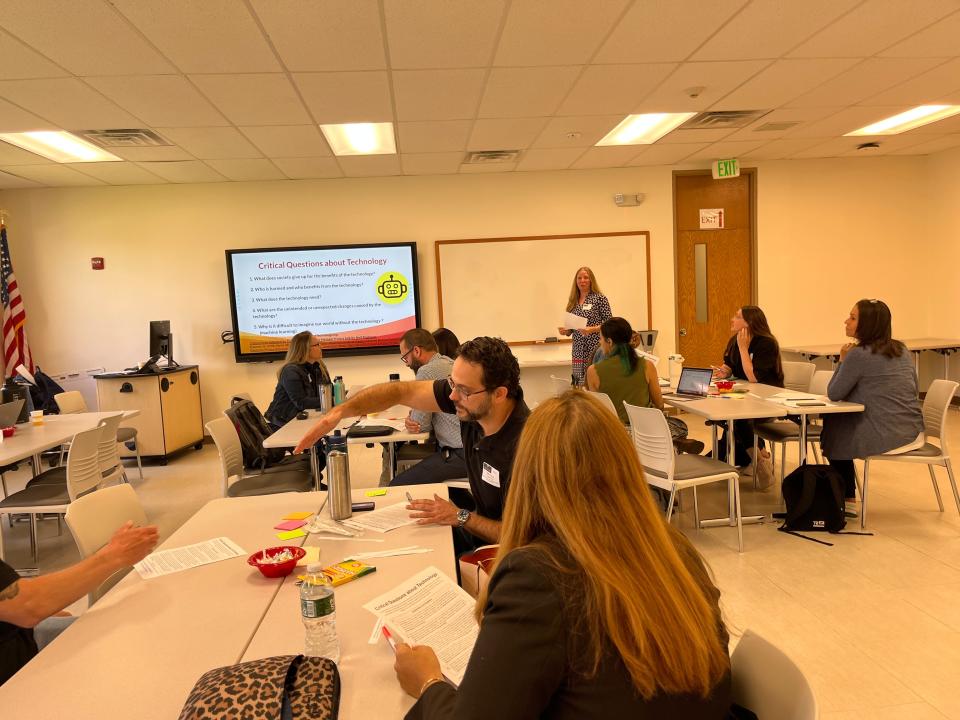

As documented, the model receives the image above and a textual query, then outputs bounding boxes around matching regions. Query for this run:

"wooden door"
[160,368,203,452]
[674,171,754,368]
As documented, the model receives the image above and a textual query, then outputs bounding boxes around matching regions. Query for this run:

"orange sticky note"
[283,512,313,521]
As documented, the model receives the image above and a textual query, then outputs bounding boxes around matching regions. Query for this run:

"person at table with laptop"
[710,306,783,487]
[388,328,467,487]
[820,299,924,517]
[393,392,731,719]
[296,337,528,554]
[264,331,331,430]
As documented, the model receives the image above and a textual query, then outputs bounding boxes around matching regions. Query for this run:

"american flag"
[0,222,33,379]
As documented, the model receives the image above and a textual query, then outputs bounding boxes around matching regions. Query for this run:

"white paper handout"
[134,537,246,579]
[363,566,479,686]
[563,312,587,330]
[342,501,417,533]
[357,417,407,432]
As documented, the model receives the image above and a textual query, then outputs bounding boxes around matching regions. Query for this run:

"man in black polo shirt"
[296,337,528,548]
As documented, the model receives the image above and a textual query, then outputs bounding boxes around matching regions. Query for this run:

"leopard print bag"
[179,655,340,720]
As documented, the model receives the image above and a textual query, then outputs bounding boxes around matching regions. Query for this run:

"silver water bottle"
[320,384,334,413]
[324,430,352,521]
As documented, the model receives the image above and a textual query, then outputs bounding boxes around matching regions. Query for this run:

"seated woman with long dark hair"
[821,299,924,516]
[393,391,731,720]
[265,331,331,429]
[586,316,662,424]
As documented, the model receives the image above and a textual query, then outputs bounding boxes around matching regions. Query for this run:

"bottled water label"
[301,596,335,619]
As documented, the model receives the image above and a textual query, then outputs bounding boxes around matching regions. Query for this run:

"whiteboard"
[436,232,651,345]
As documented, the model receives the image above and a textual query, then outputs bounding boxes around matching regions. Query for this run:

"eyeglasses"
[399,347,415,363]
[310,342,322,348]
[446,376,488,398]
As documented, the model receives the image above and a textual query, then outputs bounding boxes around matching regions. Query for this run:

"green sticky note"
[276,529,307,541]
[365,489,388,497]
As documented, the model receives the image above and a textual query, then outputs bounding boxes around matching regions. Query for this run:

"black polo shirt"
[433,379,529,521]
[0,560,37,687]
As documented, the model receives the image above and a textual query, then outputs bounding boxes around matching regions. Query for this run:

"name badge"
[581,303,593,311]
[481,462,501,488]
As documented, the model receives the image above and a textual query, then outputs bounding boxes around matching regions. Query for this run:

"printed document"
[342,501,417,533]
[134,537,246,579]
[364,566,479,686]
[563,312,587,330]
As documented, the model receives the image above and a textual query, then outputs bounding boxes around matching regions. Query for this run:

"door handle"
[679,328,688,337]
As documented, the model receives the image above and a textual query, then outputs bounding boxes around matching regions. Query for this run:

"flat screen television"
[225,242,421,362]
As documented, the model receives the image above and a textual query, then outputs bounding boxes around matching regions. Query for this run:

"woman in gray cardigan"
[820,299,924,512]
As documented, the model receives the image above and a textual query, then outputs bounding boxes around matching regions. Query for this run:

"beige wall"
[0,153,949,423]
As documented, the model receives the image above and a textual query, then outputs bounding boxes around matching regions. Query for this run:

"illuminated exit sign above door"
[712,158,740,179]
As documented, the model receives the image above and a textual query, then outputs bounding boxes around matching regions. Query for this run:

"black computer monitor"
[149,320,172,364]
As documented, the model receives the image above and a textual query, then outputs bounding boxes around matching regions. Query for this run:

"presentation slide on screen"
[230,246,417,354]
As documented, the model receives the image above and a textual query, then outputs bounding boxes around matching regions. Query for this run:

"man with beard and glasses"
[296,337,528,554]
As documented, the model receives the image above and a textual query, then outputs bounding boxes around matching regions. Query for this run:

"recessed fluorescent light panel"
[845,105,960,136]
[319,122,396,156]
[0,130,121,162]
[596,113,697,146]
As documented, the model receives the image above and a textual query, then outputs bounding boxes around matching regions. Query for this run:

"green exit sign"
[712,158,740,179]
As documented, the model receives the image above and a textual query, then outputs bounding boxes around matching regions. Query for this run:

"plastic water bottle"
[333,376,345,405]
[300,563,340,663]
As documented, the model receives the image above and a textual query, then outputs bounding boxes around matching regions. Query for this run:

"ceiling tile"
[239,126,331,158]
[393,70,486,121]
[385,0,507,69]
[531,115,625,148]
[785,105,910,138]
[135,161,227,183]
[397,120,472,153]
[249,0,385,71]
[85,75,228,127]
[467,118,549,151]
[338,155,401,177]
[557,64,677,116]
[495,0,630,66]
[864,58,960,106]
[0,164,105,186]
[0,97,56,133]
[62,161,166,185]
[790,0,958,58]
[294,72,392,123]
[0,0,175,75]
[0,78,143,129]
[881,11,960,57]
[692,0,861,60]
[154,127,263,159]
[204,158,286,182]
[657,128,736,144]
[478,67,581,119]
[887,134,960,155]
[0,169,40,188]
[684,139,768,162]
[625,143,710,166]
[110,0,280,73]
[596,0,748,63]
[515,147,584,171]
[110,146,195,162]
[569,146,640,169]
[635,61,770,113]
[712,59,860,111]
[190,74,312,125]
[459,161,517,174]
[790,137,876,159]
[0,141,52,165]
[723,107,841,140]
[400,152,463,175]
[0,29,68,79]
[786,59,943,108]
[272,157,343,180]
[837,132,944,156]
[738,138,825,159]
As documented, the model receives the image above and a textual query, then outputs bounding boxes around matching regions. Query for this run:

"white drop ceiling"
[1,0,960,189]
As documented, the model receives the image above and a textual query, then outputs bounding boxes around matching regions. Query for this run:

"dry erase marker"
[382,626,398,652]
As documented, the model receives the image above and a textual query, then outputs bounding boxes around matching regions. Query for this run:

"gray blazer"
[820,345,924,460]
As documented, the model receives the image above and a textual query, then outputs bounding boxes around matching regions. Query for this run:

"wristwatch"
[456,508,471,528]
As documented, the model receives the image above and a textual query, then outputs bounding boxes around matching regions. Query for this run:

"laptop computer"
[662,367,713,402]
[0,399,25,427]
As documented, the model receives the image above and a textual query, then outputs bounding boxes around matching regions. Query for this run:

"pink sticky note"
[274,519,306,531]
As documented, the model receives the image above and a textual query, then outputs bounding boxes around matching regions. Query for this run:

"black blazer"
[407,538,731,720]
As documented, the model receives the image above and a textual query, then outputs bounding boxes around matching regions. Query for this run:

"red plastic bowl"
[247,546,306,578]
[715,380,735,393]
[1,426,14,438]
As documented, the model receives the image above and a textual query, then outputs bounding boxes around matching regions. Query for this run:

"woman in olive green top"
[586,317,662,424]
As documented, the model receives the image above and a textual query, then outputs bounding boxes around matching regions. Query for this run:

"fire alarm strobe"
[91,257,105,270]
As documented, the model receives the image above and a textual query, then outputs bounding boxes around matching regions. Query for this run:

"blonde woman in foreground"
[393,391,732,720]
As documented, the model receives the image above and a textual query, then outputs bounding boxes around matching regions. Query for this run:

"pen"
[382,626,398,652]
[406,492,414,503]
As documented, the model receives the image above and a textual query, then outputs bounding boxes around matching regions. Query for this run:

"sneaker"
[844,502,859,519]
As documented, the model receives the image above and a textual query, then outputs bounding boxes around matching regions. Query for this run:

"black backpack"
[774,464,871,545]
[223,398,287,471]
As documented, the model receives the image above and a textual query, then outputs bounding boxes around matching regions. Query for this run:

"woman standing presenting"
[265,330,331,429]
[393,392,731,720]
[820,299,924,515]
[558,267,612,386]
